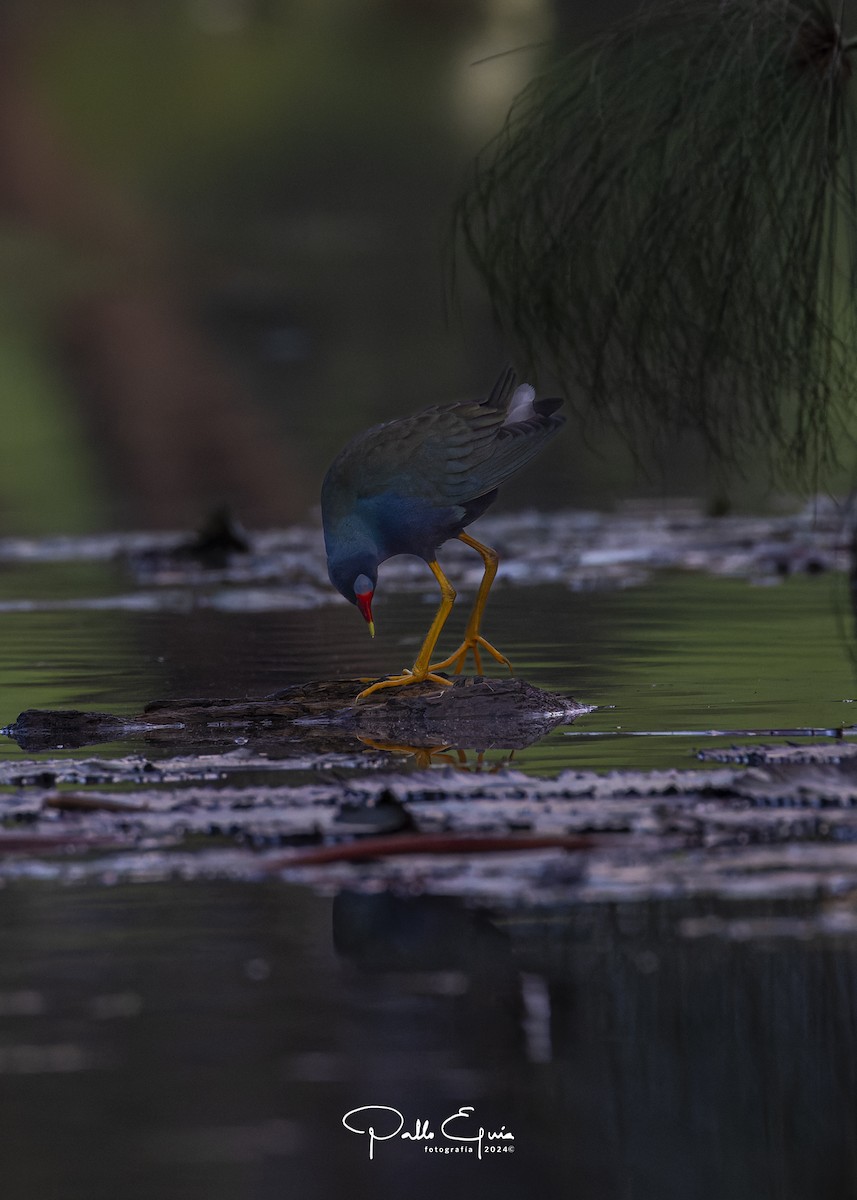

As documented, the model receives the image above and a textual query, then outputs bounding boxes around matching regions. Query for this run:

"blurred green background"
[0,0,839,538]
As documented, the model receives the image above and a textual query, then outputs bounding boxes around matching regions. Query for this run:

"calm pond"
[2,1,850,1194]
[0,524,855,1200]
[0,556,851,772]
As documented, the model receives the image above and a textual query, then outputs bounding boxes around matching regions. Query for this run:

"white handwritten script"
[342,1106,515,1161]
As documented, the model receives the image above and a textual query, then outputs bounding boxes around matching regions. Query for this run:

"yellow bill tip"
[368,620,376,639]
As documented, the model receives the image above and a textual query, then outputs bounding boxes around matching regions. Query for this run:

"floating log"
[3,677,592,754]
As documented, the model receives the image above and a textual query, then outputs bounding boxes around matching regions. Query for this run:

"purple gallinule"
[321,367,564,699]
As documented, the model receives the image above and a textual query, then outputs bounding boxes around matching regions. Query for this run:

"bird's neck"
[324,513,381,593]
[324,512,378,559]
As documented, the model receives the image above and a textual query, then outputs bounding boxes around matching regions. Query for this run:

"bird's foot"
[356,669,453,701]
[429,634,513,677]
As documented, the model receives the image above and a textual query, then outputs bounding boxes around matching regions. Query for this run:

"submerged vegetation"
[457,0,857,476]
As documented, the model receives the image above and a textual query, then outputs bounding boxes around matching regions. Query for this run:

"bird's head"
[326,554,378,638]
[352,572,376,638]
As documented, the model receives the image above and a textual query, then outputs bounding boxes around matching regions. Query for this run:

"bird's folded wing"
[353,400,564,505]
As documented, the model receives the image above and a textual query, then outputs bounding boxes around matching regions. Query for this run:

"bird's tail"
[483,364,517,410]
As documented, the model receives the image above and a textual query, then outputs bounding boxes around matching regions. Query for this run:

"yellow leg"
[357,560,457,700]
[429,531,513,676]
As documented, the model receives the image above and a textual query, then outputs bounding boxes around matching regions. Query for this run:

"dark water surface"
[0,561,851,771]
[1,882,856,1200]
[0,555,855,1198]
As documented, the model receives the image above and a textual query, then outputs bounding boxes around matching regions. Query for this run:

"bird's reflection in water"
[355,734,511,772]
[357,734,450,770]
[358,735,516,771]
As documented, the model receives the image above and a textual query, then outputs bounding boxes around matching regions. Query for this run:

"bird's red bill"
[356,590,375,637]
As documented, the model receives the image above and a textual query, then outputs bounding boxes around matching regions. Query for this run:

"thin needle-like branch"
[455,0,857,479]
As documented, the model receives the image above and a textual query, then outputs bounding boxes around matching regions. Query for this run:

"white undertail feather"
[503,384,536,426]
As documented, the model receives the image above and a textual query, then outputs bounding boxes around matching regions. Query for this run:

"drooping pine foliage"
[456,0,857,473]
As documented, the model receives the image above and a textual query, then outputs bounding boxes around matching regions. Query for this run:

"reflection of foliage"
[456,0,857,475]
